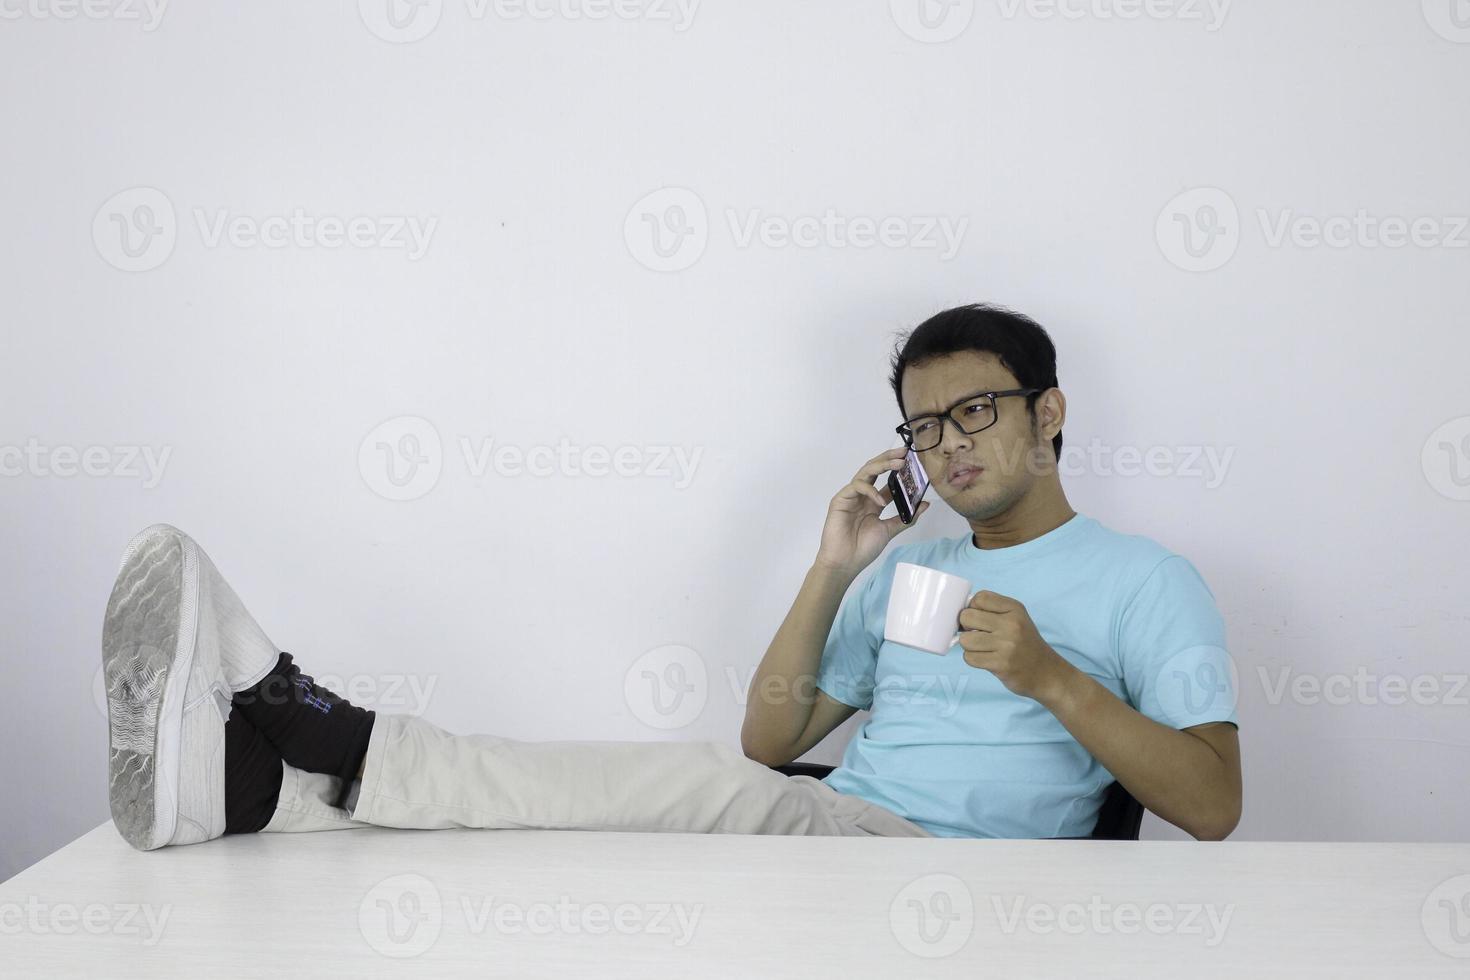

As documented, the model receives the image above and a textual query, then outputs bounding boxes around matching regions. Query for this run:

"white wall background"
[3,1,1468,881]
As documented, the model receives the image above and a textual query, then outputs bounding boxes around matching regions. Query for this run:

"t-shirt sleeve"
[1116,555,1239,730]
[815,564,889,710]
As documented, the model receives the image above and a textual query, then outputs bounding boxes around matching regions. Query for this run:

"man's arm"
[1041,676,1241,840]
[741,448,924,768]
[957,589,1242,840]
[740,564,860,766]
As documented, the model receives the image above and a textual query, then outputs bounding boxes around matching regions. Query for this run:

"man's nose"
[938,418,973,455]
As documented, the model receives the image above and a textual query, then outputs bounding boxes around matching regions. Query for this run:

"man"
[743,303,1241,840]
[101,303,1239,851]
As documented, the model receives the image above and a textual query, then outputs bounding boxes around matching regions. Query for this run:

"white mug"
[883,562,973,655]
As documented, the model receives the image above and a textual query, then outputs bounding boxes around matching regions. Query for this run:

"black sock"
[224,703,284,835]
[231,652,376,810]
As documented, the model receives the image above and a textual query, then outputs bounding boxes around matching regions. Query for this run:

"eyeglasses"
[896,388,1041,452]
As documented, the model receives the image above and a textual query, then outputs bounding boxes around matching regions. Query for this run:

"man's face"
[899,350,1052,522]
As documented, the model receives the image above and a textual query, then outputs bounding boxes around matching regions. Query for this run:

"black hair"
[888,303,1062,461]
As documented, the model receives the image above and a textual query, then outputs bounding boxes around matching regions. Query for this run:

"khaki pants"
[260,713,933,839]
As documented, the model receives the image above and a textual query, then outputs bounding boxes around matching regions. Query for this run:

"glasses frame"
[895,388,1043,452]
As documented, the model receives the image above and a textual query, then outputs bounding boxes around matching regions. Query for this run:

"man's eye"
[962,403,992,416]
[913,420,938,432]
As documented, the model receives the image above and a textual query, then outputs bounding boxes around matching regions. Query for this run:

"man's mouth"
[947,463,982,487]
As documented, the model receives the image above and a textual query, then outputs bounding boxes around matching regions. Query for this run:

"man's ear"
[1038,388,1066,441]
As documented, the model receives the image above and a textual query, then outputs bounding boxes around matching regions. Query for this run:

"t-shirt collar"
[960,511,1092,565]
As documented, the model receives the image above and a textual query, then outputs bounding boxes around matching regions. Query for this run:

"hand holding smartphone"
[887,447,930,525]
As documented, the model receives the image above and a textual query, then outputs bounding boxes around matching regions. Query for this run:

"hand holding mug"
[956,591,1074,703]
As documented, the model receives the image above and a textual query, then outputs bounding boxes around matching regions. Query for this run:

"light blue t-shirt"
[815,512,1238,838]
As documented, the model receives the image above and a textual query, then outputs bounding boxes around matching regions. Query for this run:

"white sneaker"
[102,524,280,850]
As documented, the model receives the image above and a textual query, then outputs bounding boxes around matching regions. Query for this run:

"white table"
[2,823,1467,977]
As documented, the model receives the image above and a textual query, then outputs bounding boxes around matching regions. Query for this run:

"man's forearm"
[1036,665,1242,840]
[740,562,851,764]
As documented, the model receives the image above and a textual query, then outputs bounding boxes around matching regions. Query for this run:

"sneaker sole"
[102,525,200,851]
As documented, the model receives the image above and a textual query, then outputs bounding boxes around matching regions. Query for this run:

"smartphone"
[887,448,930,524]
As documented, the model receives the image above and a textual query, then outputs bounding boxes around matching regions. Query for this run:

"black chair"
[774,763,1145,841]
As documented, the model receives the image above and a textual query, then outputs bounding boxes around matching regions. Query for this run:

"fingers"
[957,607,994,632]
[853,481,886,509]
[965,590,1017,613]
[956,628,1000,653]
[835,450,907,510]
[878,498,929,534]
[852,448,908,486]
